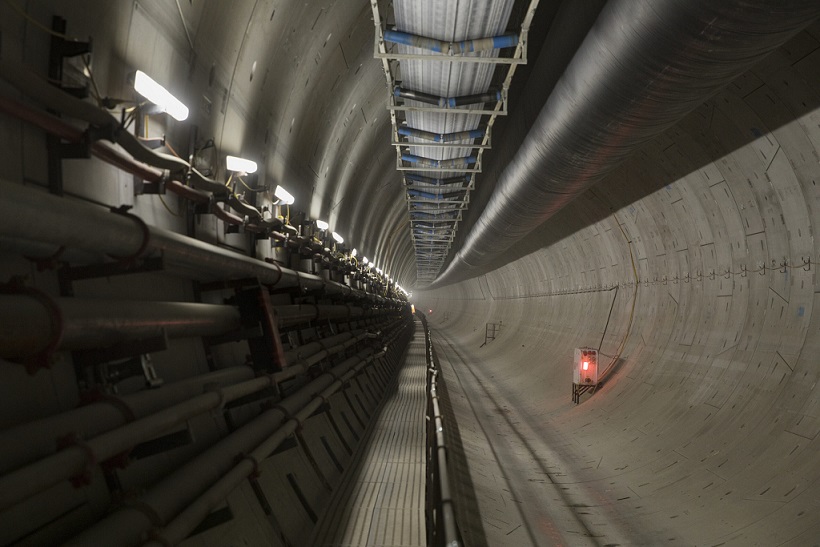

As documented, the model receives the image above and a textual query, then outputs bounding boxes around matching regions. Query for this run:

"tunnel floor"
[311,320,427,546]
[432,328,644,547]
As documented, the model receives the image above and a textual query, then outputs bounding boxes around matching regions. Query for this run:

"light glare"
[274,185,295,205]
[134,70,189,121]
[226,155,258,174]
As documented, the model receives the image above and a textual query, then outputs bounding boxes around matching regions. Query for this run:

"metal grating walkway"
[311,322,427,546]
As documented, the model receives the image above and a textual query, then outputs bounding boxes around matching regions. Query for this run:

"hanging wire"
[80,55,102,106]
[158,193,182,217]
[5,0,71,39]
[599,217,638,380]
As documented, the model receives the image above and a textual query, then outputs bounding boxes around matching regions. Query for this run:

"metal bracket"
[236,282,288,372]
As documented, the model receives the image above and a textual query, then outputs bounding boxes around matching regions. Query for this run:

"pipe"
[275,304,362,327]
[144,351,387,546]
[410,211,458,222]
[0,95,253,232]
[448,90,501,108]
[419,313,460,546]
[451,33,518,54]
[0,366,255,475]
[398,127,484,143]
[394,87,501,108]
[67,323,410,546]
[0,296,241,359]
[434,0,820,286]
[411,222,443,229]
[393,86,444,107]
[384,29,518,55]
[0,60,268,227]
[405,174,470,186]
[0,320,401,510]
[407,189,466,200]
[139,321,411,546]
[401,154,475,169]
[0,329,378,478]
[0,179,389,304]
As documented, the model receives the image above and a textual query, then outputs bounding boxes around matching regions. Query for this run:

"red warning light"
[428,309,432,313]
[582,361,589,370]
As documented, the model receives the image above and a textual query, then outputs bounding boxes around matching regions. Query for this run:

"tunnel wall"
[416,23,820,545]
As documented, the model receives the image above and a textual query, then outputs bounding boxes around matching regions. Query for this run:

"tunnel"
[1,0,819,546]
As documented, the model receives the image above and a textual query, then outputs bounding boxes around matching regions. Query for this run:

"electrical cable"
[599,216,638,380]
[237,176,265,193]
[80,55,102,106]
[158,193,181,217]
[5,0,71,39]
[174,0,195,52]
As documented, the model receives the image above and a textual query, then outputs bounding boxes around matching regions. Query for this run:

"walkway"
[311,319,427,546]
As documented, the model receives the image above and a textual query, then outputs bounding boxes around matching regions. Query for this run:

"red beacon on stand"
[572,348,599,404]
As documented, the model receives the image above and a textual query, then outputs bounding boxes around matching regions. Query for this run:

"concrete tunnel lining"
[416,24,820,543]
[0,0,818,545]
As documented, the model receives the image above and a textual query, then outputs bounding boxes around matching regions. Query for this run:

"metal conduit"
[407,189,466,199]
[0,317,403,510]
[0,366,255,475]
[384,29,518,54]
[394,86,501,108]
[0,323,403,483]
[0,180,395,304]
[398,127,484,143]
[144,351,388,546]
[0,297,241,359]
[434,0,820,286]
[0,295,397,359]
[67,321,410,546]
[404,174,471,186]
[401,154,476,168]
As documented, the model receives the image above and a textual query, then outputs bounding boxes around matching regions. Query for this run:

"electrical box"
[573,348,598,385]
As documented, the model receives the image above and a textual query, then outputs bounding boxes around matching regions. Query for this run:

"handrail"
[419,312,461,547]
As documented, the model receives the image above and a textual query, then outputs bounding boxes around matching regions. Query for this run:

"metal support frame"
[371,0,540,284]
[393,140,491,150]
[46,16,92,196]
[572,382,598,404]
[234,282,288,372]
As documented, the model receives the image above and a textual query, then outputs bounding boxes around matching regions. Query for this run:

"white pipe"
[65,348,384,546]
[0,366,254,475]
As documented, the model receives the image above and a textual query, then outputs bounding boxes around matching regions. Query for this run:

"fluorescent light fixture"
[226,155,258,174]
[351,248,357,257]
[376,267,382,275]
[332,231,344,244]
[274,185,295,205]
[362,257,369,264]
[316,220,329,230]
[133,70,189,121]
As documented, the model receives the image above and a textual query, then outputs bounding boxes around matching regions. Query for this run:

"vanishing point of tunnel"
[1,1,819,546]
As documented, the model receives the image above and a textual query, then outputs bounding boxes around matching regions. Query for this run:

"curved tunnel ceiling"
[1,0,820,544]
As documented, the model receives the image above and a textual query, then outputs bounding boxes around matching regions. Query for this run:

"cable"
[158,193,181,217]
[174,0,195,51]
[164,141,182,159]
[599,216,638,380]
[5,0,71,40]
[80,55,102,106]
[237,176,265,193]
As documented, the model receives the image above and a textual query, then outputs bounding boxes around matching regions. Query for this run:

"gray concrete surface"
[312,321,426,547]
[416,22,820,545]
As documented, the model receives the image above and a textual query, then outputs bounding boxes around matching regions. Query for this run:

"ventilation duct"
[433,0,820,287]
